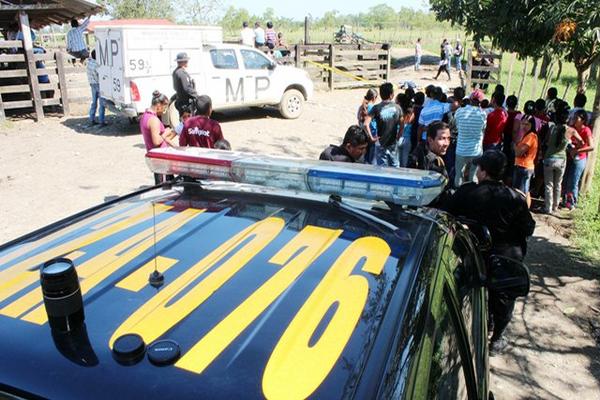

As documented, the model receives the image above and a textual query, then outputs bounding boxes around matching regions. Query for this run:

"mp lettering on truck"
[225,77,271,102]
[98,37,119,67]
[226,78,244,102]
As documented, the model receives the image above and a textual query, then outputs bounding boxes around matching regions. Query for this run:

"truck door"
[207,48,244,108]
[239,49,277,104]
[97,29,124,103]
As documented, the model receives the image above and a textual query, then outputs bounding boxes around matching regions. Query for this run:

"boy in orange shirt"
[513,116,538,206]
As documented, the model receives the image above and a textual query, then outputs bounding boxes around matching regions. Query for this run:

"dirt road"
[1,63,599,399]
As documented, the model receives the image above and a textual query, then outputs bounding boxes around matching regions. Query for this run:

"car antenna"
[148,201,164,289]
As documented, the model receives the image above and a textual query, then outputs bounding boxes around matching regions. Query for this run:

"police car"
[94,25,313,120]
[0,148,528,399]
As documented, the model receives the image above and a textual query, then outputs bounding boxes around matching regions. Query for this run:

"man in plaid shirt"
[67,16,90,64]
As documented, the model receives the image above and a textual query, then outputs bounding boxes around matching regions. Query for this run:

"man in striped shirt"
[67,16,90,64]
[454,90,487,187]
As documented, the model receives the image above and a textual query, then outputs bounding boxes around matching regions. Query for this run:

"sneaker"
[489,336,509,356]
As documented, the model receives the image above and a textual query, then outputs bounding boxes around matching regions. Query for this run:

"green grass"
[573,159,600,264]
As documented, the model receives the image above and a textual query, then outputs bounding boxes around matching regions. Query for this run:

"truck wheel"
[163,100,179,128]
[278,89,304,119]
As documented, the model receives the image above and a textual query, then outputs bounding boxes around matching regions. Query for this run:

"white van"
[94,25,314,120]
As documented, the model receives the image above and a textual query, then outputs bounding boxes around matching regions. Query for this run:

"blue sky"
[223,0,429,19]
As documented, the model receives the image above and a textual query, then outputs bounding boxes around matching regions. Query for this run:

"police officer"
[441,150,535,353]
[172,52,198,115]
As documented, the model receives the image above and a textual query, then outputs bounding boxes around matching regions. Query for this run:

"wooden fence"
[466,50,502,90]
[294,43,391,90]
[0,40,90,121]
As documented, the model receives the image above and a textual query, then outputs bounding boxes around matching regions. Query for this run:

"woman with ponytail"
[140,90,177,152]
[542,100,582,213]
[140,90,178,184]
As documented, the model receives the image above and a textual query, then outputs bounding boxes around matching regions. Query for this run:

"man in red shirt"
[483,92,507,151]
[179,95,224,148]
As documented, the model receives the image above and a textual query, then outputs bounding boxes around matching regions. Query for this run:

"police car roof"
[0,184,436,399]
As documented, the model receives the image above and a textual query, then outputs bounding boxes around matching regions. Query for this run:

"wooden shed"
[0,0,102,121]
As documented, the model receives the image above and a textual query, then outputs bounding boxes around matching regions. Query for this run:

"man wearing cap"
[172,52,199,115]
[453,89,487,187]
[441,150,535,354]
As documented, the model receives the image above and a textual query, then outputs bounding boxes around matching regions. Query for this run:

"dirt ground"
[1,56,599,399]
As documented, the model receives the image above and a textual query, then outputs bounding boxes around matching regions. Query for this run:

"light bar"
[146,147,446,206]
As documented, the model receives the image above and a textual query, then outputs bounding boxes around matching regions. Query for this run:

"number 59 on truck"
[94,24,314,120]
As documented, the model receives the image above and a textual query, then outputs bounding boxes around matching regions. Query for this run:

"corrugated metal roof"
[0,0,103,28]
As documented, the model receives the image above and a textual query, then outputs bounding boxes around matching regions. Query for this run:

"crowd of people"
[240,20,289,57]
[414,37,464,79]
[323,82,594,215]
[319,80,596,353]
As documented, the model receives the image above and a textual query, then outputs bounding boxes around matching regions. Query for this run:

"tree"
[103,0,175,20]
[429,0,600,92]
[174,0,223,24]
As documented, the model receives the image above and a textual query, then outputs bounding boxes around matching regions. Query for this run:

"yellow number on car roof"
[262,236,390,400]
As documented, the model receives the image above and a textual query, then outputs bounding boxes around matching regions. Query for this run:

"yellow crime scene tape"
[305,59,382,84]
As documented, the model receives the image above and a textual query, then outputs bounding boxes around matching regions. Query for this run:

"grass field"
[574,160,600,264]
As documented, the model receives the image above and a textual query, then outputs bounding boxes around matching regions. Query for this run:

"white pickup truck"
[94,25,314,120]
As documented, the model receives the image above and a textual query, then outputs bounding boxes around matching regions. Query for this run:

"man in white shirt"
[415,38,422,71]
[240,21,255,47]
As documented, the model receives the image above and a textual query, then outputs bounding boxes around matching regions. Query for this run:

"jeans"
[397,136,412,167]
[377,143,399,168]
[543,158,566,212]
[365,140,379,165]
[455,56,462,71]
[563,157,587,204]
[415,54,421,70]
[513,166,534,194]
[454,154,479,187]
[89,84,106,123]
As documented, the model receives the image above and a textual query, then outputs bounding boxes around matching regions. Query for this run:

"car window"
[240,49,272,69]
[427,291,469,400]
[210,49,239,69]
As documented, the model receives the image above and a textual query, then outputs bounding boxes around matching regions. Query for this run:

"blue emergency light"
[146,147,446,206]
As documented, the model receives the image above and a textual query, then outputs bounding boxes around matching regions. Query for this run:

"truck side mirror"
[268,61,276,70]
[486,255,530,298]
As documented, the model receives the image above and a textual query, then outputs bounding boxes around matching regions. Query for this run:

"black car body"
[0,149,496,399]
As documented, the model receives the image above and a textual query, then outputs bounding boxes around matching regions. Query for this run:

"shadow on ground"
[491,226,600,399]
[61,116,139,136]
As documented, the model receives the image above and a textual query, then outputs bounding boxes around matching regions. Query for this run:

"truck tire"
[278,89,304,119]
[163,100,179,128]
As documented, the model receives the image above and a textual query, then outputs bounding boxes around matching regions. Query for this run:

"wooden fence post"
[517,57,528,101]
[294,44,299,68]
[530,60,540,100]
[0,93,5,122]
[385,45,391,82]
[18,11,44,121]
[304,17,309,45]
[466,49,472,89]
[328,44,334,91]
[55,51,70,116]
[506,53,516,94]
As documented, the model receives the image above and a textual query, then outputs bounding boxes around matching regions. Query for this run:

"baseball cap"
[473,150,507,179]
[175,52,190,62]
[470,89,485,103]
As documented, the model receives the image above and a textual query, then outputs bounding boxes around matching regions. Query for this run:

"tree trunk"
[555,60,563,81]
[580,77,600,197]
[530,58,538,77]
[591,59,599,82]
[539,53,551,79]
[576,65,590,93]
[517,58,529,100]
